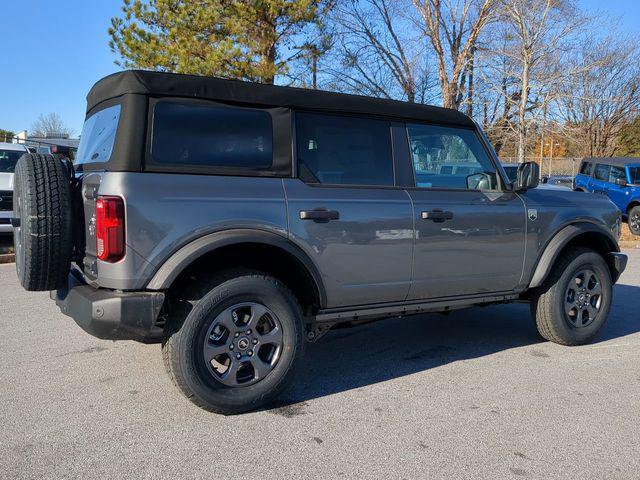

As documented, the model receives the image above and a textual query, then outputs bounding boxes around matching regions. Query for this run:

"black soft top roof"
[583,157,640,167]
[87,70,474,127]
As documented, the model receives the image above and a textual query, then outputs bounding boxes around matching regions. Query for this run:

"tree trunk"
[517,61,530,163]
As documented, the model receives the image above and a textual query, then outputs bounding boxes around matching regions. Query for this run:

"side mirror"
[541,175,550,184]
[516,162,540,191]
[615,178,628,187]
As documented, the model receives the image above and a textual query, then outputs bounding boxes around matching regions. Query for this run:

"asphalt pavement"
[1,250,639,479]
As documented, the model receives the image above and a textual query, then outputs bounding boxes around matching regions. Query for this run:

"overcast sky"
[0,0,638,136]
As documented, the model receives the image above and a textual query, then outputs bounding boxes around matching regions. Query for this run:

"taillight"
[95,196,125,262]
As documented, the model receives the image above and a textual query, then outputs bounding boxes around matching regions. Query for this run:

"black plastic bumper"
[52,272,165,342]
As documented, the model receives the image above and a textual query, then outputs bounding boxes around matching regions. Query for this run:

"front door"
[404,123,526,300]
[285,112,413,308]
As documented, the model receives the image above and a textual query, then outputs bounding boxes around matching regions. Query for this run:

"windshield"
[75,104,121,165]
[0,149,26,173]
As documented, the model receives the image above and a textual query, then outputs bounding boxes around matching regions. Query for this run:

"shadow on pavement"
[596,283,640,342]
[274,282,640,407]
[277,302,541,406]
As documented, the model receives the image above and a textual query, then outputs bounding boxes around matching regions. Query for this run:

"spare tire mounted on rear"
[13,153,74,292]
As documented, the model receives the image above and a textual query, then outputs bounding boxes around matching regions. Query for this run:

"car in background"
[0,142,29,234]
[502,163,571,191]
[543,175,573,189]
[574,158,640,235]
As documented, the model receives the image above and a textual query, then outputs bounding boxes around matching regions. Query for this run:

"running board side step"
[313,293,521,324]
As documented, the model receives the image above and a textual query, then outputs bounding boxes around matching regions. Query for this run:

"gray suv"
[11,71,627,414]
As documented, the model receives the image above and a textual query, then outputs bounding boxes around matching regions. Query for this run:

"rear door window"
[594,164,610,181]
[150,101,273,170]
[295,113,393,186]
[75,104,121,165]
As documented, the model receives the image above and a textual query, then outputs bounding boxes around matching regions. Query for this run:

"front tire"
[628,206,640,236]
[162,271,304,414]
[531,248,612,346]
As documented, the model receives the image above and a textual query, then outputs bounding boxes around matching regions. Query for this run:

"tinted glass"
[75,105,121,165]
[579,162,592,175]
[594,164,610,181]
[407,124,498,190]
[0,149,26,173]
[152,101,273,169]
[629,167,640,185]
[296,113,393,186]
[610,166,626,184]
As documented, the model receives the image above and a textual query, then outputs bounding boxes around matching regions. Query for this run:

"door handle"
[421,209,454,222]
[300,209,340,222]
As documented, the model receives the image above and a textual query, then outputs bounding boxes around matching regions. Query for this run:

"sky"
[1,0,639,137]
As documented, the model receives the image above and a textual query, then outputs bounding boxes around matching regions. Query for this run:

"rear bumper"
[608,252,628,283]
[52,272,165,342]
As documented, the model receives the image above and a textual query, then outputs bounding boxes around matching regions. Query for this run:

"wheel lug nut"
[246,329,251,335]
[229,344,234,350]
[248,350,253,356]
[236,353,241,360]
[252,339,258,345]
[234,332,240,338]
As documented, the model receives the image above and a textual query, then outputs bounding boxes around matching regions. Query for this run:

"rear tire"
[162,270,304,414]
[628,206,640,236]
[13,153,73,291]
[530,248,612,346]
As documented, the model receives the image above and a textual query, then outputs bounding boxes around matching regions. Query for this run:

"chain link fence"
[501,157,582,178]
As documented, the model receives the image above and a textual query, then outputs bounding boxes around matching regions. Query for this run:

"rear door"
[403,124,526,300]
[576,161,593,190]
[284,112,413,308]
[591,163,611,195]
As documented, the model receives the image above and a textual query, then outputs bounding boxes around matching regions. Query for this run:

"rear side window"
[579,162,592,175]
[629,167,640,185]
[151,101,273,170]
[75,104,121,165]
[296,113,393,186]
[594,164,610,181]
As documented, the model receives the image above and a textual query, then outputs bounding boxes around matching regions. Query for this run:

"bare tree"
[328,0,434,103]
[497,0,587,162]
[30,113,74,138]
[558,37,640,157]
[411,0,499,110]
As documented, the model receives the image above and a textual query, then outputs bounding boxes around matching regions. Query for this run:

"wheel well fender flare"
[529,222,619,289]
[626,200,640,213]
[146,228,326,306]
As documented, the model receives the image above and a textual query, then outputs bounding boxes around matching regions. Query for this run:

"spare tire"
[13,153,73,291]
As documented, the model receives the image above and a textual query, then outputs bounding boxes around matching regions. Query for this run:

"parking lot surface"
[1,250,639,479]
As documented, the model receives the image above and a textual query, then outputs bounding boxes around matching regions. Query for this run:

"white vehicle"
[0,142,29,234]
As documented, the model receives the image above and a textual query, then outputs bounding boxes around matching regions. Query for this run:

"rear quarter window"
[150,100,273,171]
[75,104,121,165]
[579,162,592,175]
[629,167,640,185]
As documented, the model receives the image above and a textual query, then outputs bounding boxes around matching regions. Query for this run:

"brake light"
[95,196,125,262]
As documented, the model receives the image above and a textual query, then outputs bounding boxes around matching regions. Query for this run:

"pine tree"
[109,0,328,84]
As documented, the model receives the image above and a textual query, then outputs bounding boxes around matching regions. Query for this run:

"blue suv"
[574,158,640,235]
